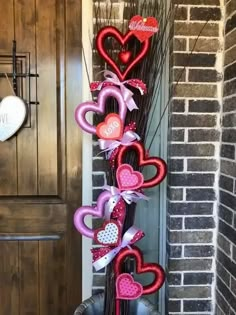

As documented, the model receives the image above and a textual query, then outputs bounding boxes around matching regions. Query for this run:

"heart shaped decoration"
[114,246,165,295]
[116,273,143,300]
[116,164,144,191]
[75,86,127,134]
[94,220,121,246]
[96,26,150,81]
[129,16,159,43]
[74,191,112,239]
[116,142,167,189]
[0,96,27,141]
[96,113,123,140]
[118,51,132,64]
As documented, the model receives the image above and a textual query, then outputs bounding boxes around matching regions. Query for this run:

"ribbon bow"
[99,130,140,158]
[103,185,149,220]
[91,226,144,271]
[90,70,147,111]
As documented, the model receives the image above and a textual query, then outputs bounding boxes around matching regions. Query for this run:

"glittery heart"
[94,220,121,246]
[115,246,165,295]
[129,15,158,43]
[118,51,132,64]
[96,26,150,81]
[0,96,27,141]
[116,164,144,191]
[96,113,123,140]
[116,273,143,300]
[117,142,167,189]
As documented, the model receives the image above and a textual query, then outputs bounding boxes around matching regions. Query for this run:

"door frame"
[81,0,93,300]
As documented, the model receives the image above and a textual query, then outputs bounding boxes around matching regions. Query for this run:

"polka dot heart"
[116,164,144,191]
[94,220,121,246]
[116,273,143,300]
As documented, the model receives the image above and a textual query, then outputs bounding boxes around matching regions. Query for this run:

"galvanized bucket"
[74,293,160,315]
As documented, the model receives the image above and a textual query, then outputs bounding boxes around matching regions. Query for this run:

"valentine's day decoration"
[0,96,27,141]
[74,10,168,315]
[96,26,150,81]
[116,274,143,300]
[129,16,159,42]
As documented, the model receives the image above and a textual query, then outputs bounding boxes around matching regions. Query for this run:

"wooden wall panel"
[39,239,66,315]
[36,0,58,196]
[19,241,39,315]
[15,0,38,195]
[0,242,19,314]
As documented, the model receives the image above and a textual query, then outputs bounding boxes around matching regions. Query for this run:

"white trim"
[82,0,93,301]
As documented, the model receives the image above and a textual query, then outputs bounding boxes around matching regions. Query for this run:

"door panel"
[0,0,82,314]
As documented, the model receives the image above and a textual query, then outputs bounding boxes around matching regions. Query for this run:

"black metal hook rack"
[0,40,39,105]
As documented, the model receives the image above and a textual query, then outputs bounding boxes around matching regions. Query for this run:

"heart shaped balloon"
[74,191,112,238]
[96,26,150,81]
[116,142,167,189]
[0,96,27,141]
[75,86,127,134]
[116,273,143,300]
[114,246,165,295]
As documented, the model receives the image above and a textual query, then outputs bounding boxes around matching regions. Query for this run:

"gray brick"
[224,78,236,97]
[223,113,236,127]
[93,274,105,286]
[221,144,235,160]
[216,290,230,314]
[170,231,213,244]
[219,175,234,193]
[171,99,185,112]
[92,174,105,187]
[170,245,182,258]
[226,12,236,34]
[169,259,212,271]
[190,7,221,21]
[93,159,108,171]
[219,204,233,225]
[186,188,216,201]
[184,300,211,312]
[219,219,236,245]
[169,173,215,187]
[221,160,236,178]
[168,129,185,142]
[188,129,220,142]
[174,22,219,37]
[225,61,236,81]
[175,6,187,20]
[189,69,220,82]
[169,300,181,313]
[189,100,220,113]
[169,216,183,230]
[223,96,236,112]
[171,114,216,127]
[220,190,236,210]
[168,273,181,285]
[174,0,219,4]
[169,286,211,299]
[216,261,230,286]
[167,187,183,201]
[169,202,213,215]
[222,129,236,143]
[184,272,213,285]
[169,144,215,157]
[217,277,236,312]
[189,38,220,52]
[185,217,215,229]
[169,159,184,172]
[174,83,217,98]
[174,38,187,51]
[188,159,217,172]
[174,53,216,67]
[184,245,214,258]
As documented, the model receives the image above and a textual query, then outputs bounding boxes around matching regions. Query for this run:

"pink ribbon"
[91,226,144,271]
[99,130,140,158]
[90,70,147,111]
[103,185,149,220]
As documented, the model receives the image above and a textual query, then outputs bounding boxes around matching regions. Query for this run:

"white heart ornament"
[95,222,120,246]
[0,96,27,141]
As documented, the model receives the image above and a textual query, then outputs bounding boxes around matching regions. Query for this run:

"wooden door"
[0,1,82,314]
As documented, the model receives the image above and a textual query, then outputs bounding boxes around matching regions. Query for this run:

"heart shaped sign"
[116,273,143,300]
[75,86,127,134]
[129,16,159,43]
[96,113,123,140]
[94,220,121,246]
[96,26,150,81]
[74,191,112,238]
[118,51,132,64]
[0,96,27,141]
[117,142,167,189]
[114,246,165,295]
[116,164,144,191]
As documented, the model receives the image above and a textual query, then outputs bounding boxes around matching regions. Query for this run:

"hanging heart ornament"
[114,246,165,295]
[96,113,123,140]
[116,273,143,300]
[94,220,121,246]
[116,142,167,189]
[116,164,144,191]
[0,96,27,141]
[129,16,159,43]
[96,26,150,81]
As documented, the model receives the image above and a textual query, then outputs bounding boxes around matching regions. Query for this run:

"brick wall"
[216,0,236,314]
[167,1,223,314]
